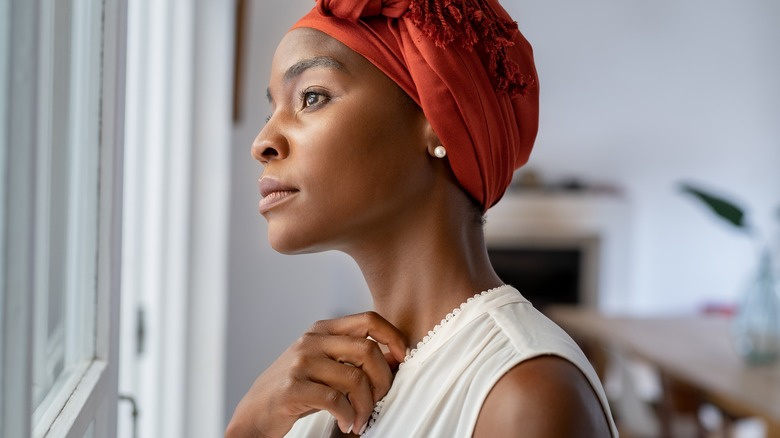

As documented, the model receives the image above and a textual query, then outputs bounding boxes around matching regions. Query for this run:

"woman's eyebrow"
[284,56,346,83]
[267,56,347,104]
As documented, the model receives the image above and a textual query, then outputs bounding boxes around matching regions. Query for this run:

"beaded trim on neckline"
[398,284,510,368]
[363,284,511,435]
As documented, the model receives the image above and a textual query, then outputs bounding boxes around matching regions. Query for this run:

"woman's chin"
[265,218,343,255]
[268,238,304,255]
[267,232,321,256]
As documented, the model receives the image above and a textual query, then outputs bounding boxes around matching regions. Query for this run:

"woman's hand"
[225,312,408,438]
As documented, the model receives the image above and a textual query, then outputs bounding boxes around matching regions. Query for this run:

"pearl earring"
[433,146,447,158]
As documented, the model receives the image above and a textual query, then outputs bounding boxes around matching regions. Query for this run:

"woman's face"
[253,28,437,254]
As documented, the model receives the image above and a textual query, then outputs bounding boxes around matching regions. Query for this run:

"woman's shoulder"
[466,289,617,436]
[473,355,614,437]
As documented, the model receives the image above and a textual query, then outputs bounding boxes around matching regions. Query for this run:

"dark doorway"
[488,248,582,312]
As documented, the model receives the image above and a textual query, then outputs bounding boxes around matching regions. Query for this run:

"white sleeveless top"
[285,285,618,437]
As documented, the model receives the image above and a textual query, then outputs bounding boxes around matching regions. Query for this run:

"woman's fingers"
[383,350,402,370]
[306,333,394,402]
[310,311,408,365]
[306,357,376,432]
[294,333,393,405]
[292,380,357,434]
[289,312,406,431]
[227,311,406,437]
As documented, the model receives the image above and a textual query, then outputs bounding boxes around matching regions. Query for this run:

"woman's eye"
[302,91,327,108]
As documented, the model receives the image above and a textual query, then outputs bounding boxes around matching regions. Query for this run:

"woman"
[227,0,617,436]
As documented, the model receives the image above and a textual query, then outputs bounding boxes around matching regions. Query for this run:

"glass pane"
[0,0,9,429]
[83,422,95,438]
[31,0,104,431]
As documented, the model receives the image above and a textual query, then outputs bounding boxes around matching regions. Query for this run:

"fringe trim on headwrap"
[407,0,535,97]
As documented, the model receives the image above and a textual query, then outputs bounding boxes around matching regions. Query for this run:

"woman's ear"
[421,118,446,159]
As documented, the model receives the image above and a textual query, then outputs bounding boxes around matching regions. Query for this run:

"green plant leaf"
[680,183,747,230]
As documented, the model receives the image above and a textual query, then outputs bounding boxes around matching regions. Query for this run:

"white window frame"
[1,0,127,436]
[117,0,231,437]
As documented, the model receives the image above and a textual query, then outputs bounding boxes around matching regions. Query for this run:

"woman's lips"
[258,177,298,213]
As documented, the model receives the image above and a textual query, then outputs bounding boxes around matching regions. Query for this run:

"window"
[31,0,102,431]
[1,0,126,436]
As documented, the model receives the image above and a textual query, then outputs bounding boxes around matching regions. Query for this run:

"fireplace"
[489,245,594,311]
[484,191,630,313]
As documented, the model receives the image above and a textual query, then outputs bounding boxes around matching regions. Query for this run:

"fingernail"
[338,421,353,434]
[359,422,368,435]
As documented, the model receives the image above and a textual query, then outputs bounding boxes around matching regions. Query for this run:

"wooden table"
[548,307,780,437]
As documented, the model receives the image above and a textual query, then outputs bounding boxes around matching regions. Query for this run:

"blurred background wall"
[224,0,780,426]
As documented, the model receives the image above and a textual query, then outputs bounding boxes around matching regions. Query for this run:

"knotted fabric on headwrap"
[292,0,539,211]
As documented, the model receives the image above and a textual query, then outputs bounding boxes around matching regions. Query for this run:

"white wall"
[225,0,780,424]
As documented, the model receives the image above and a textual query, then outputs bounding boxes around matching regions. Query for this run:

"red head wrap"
[292,0,539,211]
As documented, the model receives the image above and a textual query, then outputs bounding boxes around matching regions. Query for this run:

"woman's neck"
[345,206,502,347]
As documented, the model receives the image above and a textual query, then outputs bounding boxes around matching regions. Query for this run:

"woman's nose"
[251,123,289,165]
